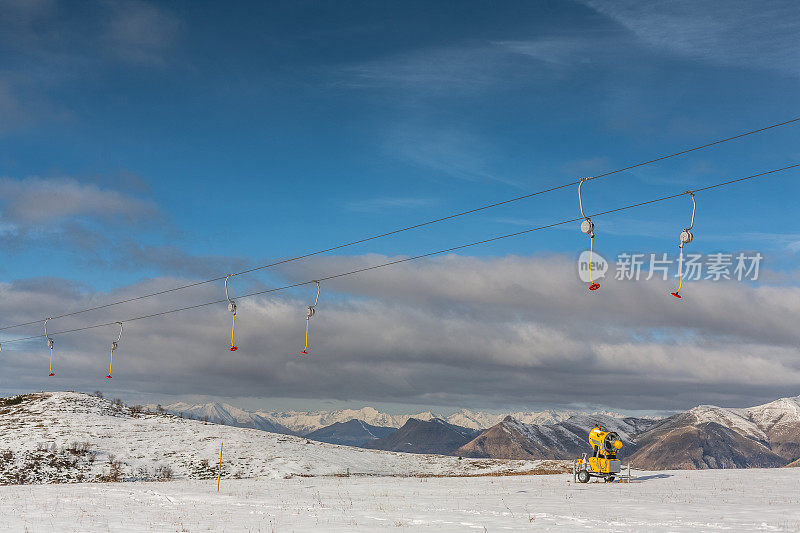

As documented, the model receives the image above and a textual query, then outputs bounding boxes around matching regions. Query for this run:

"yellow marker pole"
[217,442,223,492]
[303,318,310,353]
[49,347,54,376]
[230,313,236,348]
[671,246,685,297]
[589,234,594,284]
[108,350,114,375]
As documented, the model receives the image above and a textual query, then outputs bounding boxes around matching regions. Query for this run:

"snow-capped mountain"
[630,396,800,466]
[161,401,294,434]
[742,396,800,431]
[0,392,561,485]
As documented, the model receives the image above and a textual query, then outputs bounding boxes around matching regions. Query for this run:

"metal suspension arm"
[686,191,696,231]
[107,322,123,378]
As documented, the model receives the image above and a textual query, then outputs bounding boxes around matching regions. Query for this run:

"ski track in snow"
[1,469,799,532]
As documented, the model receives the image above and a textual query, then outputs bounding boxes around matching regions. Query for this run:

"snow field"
[1,468,798,532]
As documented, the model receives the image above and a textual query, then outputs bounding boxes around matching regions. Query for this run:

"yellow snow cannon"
[573,425,627,483]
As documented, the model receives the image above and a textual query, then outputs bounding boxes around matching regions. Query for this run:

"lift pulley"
[578,177,600,291]
[671,191,696,299]
[225,275,238,351]
[300,281,320,355]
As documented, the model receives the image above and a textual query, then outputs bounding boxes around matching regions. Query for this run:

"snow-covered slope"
[0,392,561,484]
[744,396,800,430]
[677,396,800,441]
[686,405,768,441]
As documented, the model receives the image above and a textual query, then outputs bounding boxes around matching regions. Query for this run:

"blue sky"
[1,0,800,413]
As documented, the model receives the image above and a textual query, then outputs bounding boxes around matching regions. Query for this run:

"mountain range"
[157,401,626,434]
[154,395,800,470]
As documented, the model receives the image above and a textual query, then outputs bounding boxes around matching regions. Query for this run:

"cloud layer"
[2,254,798,412]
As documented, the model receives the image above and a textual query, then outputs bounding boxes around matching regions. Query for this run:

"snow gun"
[573,425,630,483]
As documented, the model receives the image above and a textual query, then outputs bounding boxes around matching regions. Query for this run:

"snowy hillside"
[0,392,565,484]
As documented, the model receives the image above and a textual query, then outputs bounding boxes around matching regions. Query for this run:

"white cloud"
[101,0,182,66]
[496,38,590,66]
[386,123,520,187]
[0,176,155,226]
[346,197,437,213]
[338,45,508,95]
[581,0,800,78]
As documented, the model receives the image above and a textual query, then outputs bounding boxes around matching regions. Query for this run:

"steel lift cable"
[670,192,697,299]
[1,117,798,333]
[1,163,796,348]
[106,322,123,379]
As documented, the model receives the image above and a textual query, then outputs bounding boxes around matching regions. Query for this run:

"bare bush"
[98,455,124,482]
[67,441,92,455]
[0,395,24,407]
[155,465,173,481]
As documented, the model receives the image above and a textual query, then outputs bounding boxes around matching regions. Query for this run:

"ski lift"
[670,191,696,299]
[300,281,321,355]
[225,275,238,351]
[44,318,55,376]
[578,177,600,291]
[106,322,123,379]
